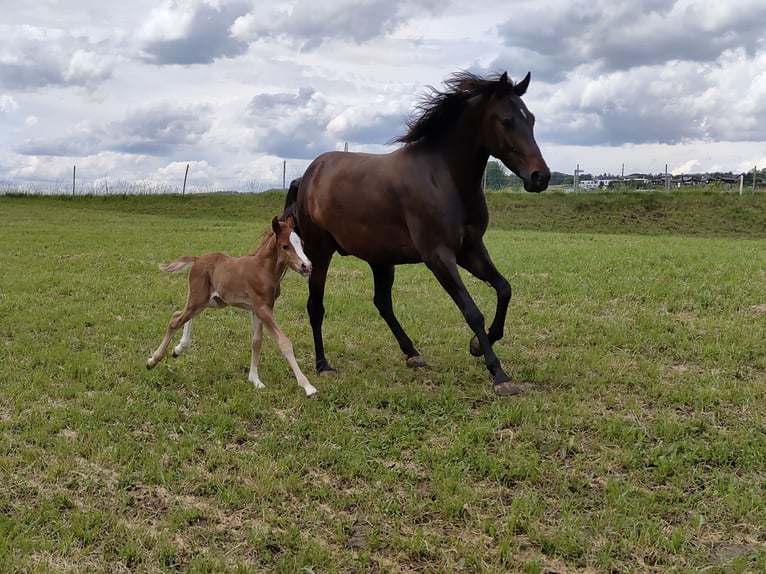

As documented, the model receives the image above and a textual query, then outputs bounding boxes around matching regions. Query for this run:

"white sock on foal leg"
[173,321,193,357]
[249,314,266,389]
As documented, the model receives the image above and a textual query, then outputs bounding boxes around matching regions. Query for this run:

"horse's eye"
[501,117,514,129]
[282,244,289,250]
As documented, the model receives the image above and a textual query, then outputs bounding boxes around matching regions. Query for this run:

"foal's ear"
[285,214,295,229]
[271,215,281,235]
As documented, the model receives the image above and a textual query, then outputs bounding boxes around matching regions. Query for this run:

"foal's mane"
[248,227,275,256]
[393,71,509,146]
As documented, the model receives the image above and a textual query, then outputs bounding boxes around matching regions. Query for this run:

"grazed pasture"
[1,192,765,573]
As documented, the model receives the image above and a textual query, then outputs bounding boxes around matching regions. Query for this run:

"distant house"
[579,180,599,190]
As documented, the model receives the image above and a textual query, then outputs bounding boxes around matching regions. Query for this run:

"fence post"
[754,166,757,194]
[182,163,189,196]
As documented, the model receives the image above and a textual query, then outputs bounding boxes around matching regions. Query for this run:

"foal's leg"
[147,273,210,370]
[248,313,266,389]
[369,263,426,368]
[173,320,193,357]
[146,306,201,369]
[257,306,317,397]
[425,247,518,396]
[457,241,512,357]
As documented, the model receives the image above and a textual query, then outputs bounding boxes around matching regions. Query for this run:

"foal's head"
[272,215,312,277]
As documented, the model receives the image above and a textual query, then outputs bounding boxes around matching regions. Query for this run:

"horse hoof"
[318,366,337,376]
[469,335,482,357]
[406,355,428,369]
[493,381,521,396]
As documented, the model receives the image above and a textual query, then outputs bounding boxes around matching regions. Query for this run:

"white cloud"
[0,95,18,112]
[1,0,765,188]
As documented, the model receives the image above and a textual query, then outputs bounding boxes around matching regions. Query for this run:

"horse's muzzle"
[525,170,550,193]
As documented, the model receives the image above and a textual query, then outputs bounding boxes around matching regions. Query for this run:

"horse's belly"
[336,236,421,265]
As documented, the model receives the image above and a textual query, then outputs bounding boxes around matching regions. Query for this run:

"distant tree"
[484,160,515,189]
[550,171,573,186]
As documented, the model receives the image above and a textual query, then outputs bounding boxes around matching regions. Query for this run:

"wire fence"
[2,162,763,196]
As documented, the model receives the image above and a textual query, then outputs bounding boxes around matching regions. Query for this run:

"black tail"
[279,176,301,236]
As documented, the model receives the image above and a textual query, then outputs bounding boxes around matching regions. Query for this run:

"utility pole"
[573,164,583,193]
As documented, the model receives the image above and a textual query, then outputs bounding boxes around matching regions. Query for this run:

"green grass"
[1,191,766,573]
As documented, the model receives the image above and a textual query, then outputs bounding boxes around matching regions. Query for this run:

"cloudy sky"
[1,0,765,191]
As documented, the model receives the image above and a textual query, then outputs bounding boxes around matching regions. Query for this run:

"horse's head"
[272,215,312,277]
[483,72,550,193]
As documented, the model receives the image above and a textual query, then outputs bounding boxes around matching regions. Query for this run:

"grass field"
[1,191,765,573]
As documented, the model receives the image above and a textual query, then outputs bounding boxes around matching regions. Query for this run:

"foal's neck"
[250,232,285,281]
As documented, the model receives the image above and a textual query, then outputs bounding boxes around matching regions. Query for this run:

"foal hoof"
[469,335,482,357]
[317,364,337,376]
[492,380,522,396]
[406,355,428,369]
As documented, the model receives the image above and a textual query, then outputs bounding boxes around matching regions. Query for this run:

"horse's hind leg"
[370,264,426,368]
[457,241,512,357]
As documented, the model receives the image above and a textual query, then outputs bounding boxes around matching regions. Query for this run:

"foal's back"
[189,252,276,310]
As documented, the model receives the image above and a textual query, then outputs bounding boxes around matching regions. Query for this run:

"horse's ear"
[271,215,281,235]
[285,214,295,229]
[514,72,531,96]
[495,71,513,98]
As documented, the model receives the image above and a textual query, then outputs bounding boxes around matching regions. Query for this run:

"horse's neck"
[437,108,490,194]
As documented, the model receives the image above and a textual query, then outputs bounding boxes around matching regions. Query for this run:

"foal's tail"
[159,256,197,274]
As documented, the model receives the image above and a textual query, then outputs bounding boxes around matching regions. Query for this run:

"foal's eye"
[501,117,515,129]
[282,244,289,250]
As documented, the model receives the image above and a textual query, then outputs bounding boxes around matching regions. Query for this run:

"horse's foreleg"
[257,307,317,397]
[307,254,335,374]
[370,264,426,368]
[426,249,518,396]
[457,242,512,357]
[249,314,265,389]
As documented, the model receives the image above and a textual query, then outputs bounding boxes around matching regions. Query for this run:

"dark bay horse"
[282,71,550,395]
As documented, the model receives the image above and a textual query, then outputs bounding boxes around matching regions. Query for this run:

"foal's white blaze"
[290,231,311,271]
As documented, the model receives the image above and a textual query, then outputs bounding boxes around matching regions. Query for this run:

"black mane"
[393,71,508,146]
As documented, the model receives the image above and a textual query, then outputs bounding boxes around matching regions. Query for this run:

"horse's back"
[298,150,429,263]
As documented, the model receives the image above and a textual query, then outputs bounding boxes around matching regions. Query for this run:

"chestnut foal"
[146,216,317,397]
